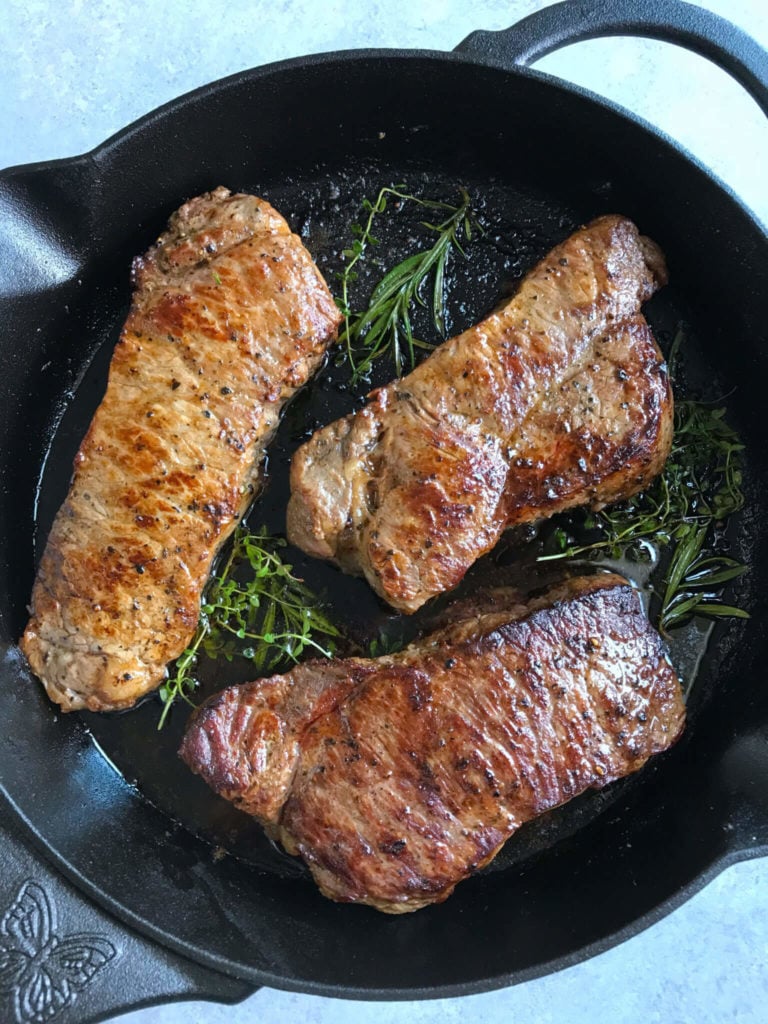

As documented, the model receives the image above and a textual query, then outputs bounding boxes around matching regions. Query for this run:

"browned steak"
[180,574,685,913]
[21,187,341,712]
[287,215,671,613]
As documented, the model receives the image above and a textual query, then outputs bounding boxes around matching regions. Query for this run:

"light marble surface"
[1,1,766,1022]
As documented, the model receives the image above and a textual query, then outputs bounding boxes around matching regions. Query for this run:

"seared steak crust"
[21,188,341,712]
[287,216,671,612]
[180,574,685,913]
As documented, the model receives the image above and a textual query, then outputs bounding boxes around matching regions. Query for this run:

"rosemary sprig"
[539,384,748,634]
[658,523,749,632]
[158,527,340,728]
[337,185,475,384]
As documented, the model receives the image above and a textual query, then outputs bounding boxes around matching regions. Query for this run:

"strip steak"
[180,574,685,913]
[21,187,341,711]
[288,215,671,612]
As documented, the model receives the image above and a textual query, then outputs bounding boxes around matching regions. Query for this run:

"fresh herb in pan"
[158,527,340,728]
[658,524,748,632]
[367,625,407,658]
[539,331,748,635]
[336,185,476,384]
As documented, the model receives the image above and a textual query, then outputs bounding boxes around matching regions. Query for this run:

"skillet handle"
[0,807,255,1024]
[455,0,768,117]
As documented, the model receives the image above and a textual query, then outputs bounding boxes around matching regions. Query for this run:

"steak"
[287,215,671,612]
[21,188,341,712]
[180,574,685,913]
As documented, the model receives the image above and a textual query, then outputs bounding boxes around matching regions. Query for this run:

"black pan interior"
[31,158,732,878]
[1,53,768,996]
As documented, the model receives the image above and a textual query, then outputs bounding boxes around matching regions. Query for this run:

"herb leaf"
[659,525,749,632]
[337,185,476,384]
[158,527,340,728]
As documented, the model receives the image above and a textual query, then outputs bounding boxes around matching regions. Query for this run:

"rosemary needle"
[658,523,748,633]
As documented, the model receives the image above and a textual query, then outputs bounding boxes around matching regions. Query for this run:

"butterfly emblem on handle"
[0,880,117,1024]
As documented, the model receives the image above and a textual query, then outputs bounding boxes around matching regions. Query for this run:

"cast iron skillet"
[1,1,768,1020]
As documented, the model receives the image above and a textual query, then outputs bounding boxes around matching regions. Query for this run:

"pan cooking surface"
[30,155,745,884]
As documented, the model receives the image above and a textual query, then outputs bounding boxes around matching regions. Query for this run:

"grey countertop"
[2,2,766,1022]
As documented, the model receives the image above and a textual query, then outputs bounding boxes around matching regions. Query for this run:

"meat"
[287,215,671,613]
[21,188,341,712]
[180,573,685,913]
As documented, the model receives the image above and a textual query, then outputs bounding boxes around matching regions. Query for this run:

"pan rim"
[3,787,766,999]
[0,46,765,238]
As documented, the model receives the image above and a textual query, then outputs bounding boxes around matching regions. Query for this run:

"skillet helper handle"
[455,0,768,117]
[0,808,255,1024]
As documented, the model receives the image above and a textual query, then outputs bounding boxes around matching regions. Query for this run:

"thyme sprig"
[539,381,748,634]
[158,527,340,728]
[337,185,475,384]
